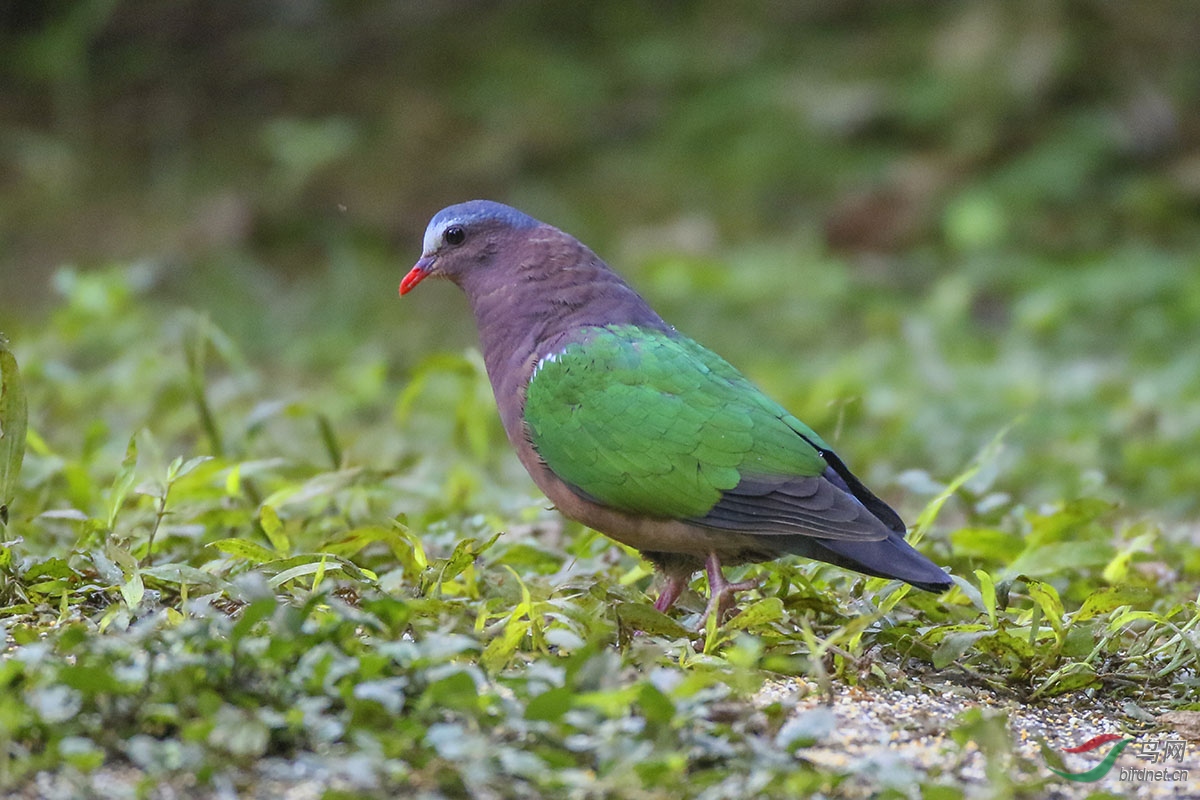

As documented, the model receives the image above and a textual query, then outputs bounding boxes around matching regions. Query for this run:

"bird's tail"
[778,532,952,593]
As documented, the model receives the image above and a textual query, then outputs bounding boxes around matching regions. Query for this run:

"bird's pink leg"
[700,553,758,627]
[654,572,689,612]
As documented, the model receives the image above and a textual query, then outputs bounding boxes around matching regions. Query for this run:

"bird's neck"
[462,241,670,442]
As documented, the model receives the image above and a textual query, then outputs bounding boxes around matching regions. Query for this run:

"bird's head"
[400,200,542,295]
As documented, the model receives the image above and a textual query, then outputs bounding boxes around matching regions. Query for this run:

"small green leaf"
[481,612,529,672]
[975,569,997,627]
[932,629,991,668]
[1061,624,1095,659]
[1107,608,1166,632]
[107,434,140,530]
[1022,577,1065,637]
[636,682,675,724]
[316,412,342,468]
[310,554,328,591]
[524,686,574,722]
[975,627,1035,663]
[141,563,229,594]
[1024,498,1116,544]
[105,540,144,608]
[614,602,691,639]
[167,454,212,483]
[268,557,340,588]
[1003,541,1113,579]
[323,524,427,568]
[388,522,429,576]
[209,538,277,564]
[0,337,28,525]
[184,313,228,457]
[1031,662,1099,698]
[225,463,242,496]
[260,554,376,584]
[438,535,490,585]
[26,557,79,582]
[1073,586,1153,622]
[950,528,1023,564]
[575,685,641,718]
[722,596,784,632]
[259,505,290,553]
[911,425,1012,541]
[260,467,362,510]
[1102,527,1157,584]
[422,669,479,713]
[231,597,278,641]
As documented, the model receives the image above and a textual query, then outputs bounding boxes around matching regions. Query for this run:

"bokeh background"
[3,0,1200,516]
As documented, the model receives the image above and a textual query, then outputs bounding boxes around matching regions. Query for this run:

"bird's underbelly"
[508,402,776,563]
[525,454,774,563]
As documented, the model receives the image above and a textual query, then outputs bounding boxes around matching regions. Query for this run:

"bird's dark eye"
[444,226,466,246]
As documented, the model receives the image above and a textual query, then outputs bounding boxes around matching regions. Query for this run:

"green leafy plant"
[0,334,28,527]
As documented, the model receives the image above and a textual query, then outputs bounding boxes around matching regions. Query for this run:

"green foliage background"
[1,2,1198,797]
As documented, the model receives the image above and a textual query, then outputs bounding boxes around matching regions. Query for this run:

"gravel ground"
[758,677,1200,799]
[13,681,1199,799]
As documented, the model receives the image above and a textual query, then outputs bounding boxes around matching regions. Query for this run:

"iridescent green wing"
[523,325,886,540]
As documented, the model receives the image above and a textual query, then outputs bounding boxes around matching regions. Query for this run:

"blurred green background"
[3,0,1200,516]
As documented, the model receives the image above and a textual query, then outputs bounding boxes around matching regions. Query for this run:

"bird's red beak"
[400,255,435,296]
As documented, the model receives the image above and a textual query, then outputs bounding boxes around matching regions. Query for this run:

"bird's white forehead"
[422,215,465,253]
[420,200,543,254]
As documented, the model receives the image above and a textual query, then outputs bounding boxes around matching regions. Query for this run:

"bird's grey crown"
[422,200,542,253]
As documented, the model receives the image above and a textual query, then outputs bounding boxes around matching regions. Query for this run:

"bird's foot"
[699,553,757,629]
[653,573,689,613]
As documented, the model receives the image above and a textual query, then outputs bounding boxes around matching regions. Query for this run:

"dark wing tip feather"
[691,474,890,542]
[690,467,951,592]
[817,451,906,535]
[799,533,954,592]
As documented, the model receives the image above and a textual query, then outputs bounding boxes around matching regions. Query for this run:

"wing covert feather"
[524,325,890,541]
